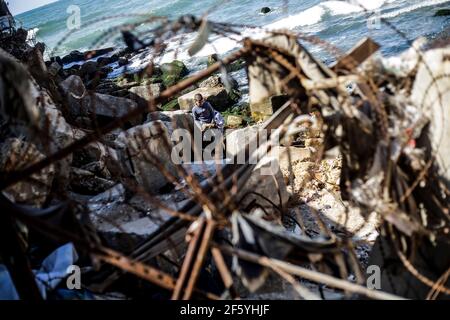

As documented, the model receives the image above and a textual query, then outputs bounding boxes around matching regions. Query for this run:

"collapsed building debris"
[0,5,450,301]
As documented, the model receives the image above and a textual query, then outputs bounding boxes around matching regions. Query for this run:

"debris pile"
[0,10,449,301]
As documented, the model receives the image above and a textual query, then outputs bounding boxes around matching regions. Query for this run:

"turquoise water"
[15,0,450,61]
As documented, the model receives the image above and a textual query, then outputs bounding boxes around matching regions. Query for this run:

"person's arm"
[204,101,215,113]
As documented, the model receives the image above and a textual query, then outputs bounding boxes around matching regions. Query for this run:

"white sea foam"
[381,0,450,19]
[266,0,393,30]
[26,27,39,44]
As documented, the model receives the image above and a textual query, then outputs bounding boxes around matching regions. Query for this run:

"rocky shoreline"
[1,15,450,300]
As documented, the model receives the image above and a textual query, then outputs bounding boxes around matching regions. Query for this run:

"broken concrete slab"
[115,120,179,193]
[225,125,262,158]
[411,47,450,186]
[178,87,230,111]
[129,83,163,100]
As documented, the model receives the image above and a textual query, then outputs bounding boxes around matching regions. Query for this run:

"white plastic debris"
[0,243,78,300]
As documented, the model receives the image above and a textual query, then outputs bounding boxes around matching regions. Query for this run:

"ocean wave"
[171,0,397,60]
[381,0,450,19]
[266,0,395,30]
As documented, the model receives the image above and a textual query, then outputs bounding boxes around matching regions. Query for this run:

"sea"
[15,0,450,78]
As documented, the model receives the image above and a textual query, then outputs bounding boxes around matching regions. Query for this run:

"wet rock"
[79,61,98,78]
[115,120,179,193]
[61,48,114,65]
[60,75,138,120]
[99,66,113,75]
[274,146,313,171]
[47,61,62,77]
[160,60,188,87]
[0,138,55,207]
[118,57,129,67]
[434,9,450,16]
[207,54,219,68]
[182,159,229,182]
[206,55,245,73]
[260,7,271,14]
[61,50,85,64]
[178,87,230,111]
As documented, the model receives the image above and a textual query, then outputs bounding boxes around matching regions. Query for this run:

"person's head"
[194,93,204,107]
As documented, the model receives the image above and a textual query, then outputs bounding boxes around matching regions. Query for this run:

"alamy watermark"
[366,265,381,290]
[67,5,81,30]
[66,265,81,290]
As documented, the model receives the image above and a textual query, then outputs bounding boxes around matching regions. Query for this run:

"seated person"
[192,93,224,131]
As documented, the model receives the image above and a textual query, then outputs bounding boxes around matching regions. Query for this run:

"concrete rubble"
[1,11,450,301]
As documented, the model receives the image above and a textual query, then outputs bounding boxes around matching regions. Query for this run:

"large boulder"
[78,61,98,79]
[178,87,230,111]
[115,121,179,193]
[0,138,55,207]
[129,83,164,109]
[61,50,85,64]
[60,75,138,120]
[161,60,188,88]
[434,9,450,16]
[129,83,163,101]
